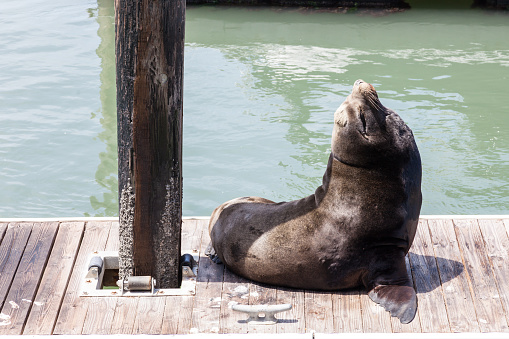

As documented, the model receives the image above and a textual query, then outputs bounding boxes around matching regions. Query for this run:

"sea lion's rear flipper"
[205,242,223,264]
[368,285,417,324]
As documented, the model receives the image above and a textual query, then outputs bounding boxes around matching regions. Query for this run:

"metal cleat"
[232,303,292,325]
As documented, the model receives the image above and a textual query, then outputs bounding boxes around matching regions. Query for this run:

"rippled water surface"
[1,1,508,217]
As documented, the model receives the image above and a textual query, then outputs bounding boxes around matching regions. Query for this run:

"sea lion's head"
[332,80,416,169]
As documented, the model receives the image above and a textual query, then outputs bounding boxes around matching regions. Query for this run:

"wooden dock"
[0,216,509,335]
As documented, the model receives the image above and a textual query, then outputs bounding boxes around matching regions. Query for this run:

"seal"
[206,80,422,324]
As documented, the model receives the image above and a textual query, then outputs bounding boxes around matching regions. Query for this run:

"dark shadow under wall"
[186,0,509,9]
[186,0,410,8]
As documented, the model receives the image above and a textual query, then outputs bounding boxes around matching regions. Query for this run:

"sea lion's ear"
[368,284,417,324]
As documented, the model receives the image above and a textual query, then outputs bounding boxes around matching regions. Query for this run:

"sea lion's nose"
[354,79,364,87]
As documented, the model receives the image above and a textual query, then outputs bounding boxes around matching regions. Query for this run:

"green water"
[1,1,508,217]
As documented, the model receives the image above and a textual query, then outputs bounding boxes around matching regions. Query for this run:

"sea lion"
[206,80,422,324]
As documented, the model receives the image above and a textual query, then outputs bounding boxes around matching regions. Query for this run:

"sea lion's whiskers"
[367,94,383,111]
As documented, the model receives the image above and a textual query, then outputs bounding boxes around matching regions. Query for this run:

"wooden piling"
[115,0,185,288]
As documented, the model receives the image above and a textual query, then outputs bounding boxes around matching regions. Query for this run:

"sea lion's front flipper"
[368,285,417,324]
[205,242,223,264]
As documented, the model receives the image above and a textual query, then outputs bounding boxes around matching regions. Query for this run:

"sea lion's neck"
[312,153,333,206]
[314,152,404,208]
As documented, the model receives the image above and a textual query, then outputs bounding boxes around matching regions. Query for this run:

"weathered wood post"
[115,0,185,288]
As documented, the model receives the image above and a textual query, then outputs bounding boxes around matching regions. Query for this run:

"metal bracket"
[181,253,196,278]
[118,276,156,294]
[80,250,198,297]
[232,304,292,325]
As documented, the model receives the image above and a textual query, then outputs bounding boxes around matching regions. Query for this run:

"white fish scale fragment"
[0,313,11,327]
[210,297,221,308]
[233,285,249,295]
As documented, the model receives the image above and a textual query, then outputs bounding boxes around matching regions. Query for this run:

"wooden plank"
[0,222,58,335]
[53,221,112,334]
[0,223,8,242]
[219,268,249,334]
[82,222,118,334]
[304,290,334,333]
[106,221,120,250]
[479,219,509,329]
[391,255,422,333]
[109,297,139,334]
[359,289,392,332]
[0,223,32,310]
[23,222,85,335]
[408,219,450,332]
[162,294,196,334]
[276,287,305,333]
[174,295,194,334]
[179,219,202,253]
[332,289,362,332]
[81,295,116,335]
[428,219,479,332]
[454,219,509,332]
[248,282,278,334]
[190,224,224,334]
[161,219,203,334]
[132,297,166,334]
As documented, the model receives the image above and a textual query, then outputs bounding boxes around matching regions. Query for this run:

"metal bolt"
[111,291,117,295]
[93,251,99,254]
[85,279,92,283]
[158,290,165,295]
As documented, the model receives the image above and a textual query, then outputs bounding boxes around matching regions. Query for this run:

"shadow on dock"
[197,253,464,294]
